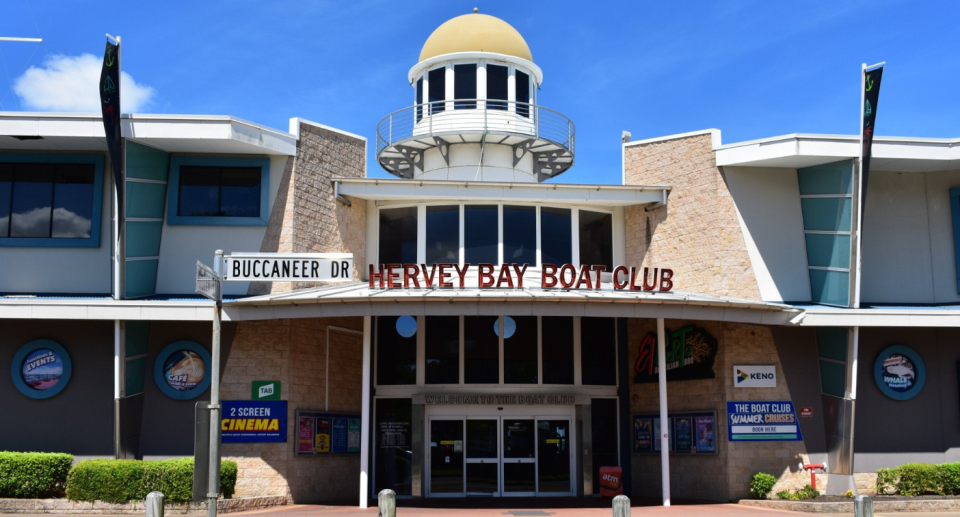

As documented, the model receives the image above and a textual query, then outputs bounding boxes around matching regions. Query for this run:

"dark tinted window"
[4,162,96,240]
[178,166,261,218]
[579,210,613,270]
[425,316,459,384]
[540,207,572,265]
[10,163,54,238]
[428,67,445,114]
[464,316,499,383]
[426,205,459,264]
[379,207,418,264]
[464,205,497,265]
[454,64,477,109]
[504,316,537,384]
[591,398,619,494]
[0,165,11,238]
[503,205,536,265]
[375,398,413,495]
[52,164,95,238]
[516,70,530,117]
[487,64,508,110]
[581,317,616,386]
[541,316,574,384]
[416,76,424,122]
[376,316,417,385]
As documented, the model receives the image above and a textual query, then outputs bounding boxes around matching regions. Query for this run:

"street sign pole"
[195,253,223,517]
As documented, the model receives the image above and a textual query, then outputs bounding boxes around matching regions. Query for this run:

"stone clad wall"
[220,317,363,503]
[623,133,760,300]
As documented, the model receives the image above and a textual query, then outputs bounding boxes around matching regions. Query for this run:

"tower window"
[416,76,423,122]
[516,70,530,118]
[428,67,445,114]
[454,64,477,110]
[486,64,508,111]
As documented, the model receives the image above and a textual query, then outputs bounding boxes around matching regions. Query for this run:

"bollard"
[612,494,630,517]
[854,495,874,517]
[146,491,164,517]
[378,489,396,517]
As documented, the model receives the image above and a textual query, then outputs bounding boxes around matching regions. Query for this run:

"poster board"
[295,409,361,456]
[633,411,717,455]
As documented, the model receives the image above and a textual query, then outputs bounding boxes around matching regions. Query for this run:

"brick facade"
[623,134,760,300]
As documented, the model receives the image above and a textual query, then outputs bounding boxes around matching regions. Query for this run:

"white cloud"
[13,53,156,112]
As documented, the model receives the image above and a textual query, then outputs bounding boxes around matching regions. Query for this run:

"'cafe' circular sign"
[874,345,925,401]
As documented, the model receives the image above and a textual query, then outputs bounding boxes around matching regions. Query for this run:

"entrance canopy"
[222,281,799,325]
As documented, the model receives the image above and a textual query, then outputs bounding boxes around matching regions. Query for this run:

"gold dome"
[419,12,533,63]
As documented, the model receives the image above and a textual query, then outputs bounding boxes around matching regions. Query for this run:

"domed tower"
[376,9,575,182]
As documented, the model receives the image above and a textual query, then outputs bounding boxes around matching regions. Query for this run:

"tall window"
[426,205,459,264]
[178,166,261,218]
[454,64,477,110]
[376,316,418,385]
[579,210,613,270]
[425,316,460,384]
[541,316,574,384]
[581,317,616,386]
[503,205,536,265]
[541,207,572,265]
[379,207,418,264]
[1,162,95,239]
[416,76,424,122]
[503,316,537,384]
[486,64,508,111]
[428,67,445,114]
[464,316,499,384]
[798,160,854,306]
[516,70,530,118]
[464,205,497,265]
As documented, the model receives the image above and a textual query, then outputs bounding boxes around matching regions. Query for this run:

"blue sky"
[1,0,957,185]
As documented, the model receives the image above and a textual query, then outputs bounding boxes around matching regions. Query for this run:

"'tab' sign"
[222,253,353,282]
[733,365,777,388]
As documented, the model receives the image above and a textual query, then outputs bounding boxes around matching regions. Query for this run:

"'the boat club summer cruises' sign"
[874,345,926,400]
[727,401,803,442]
[634,326,718,384]
[368,263,674,291]
[10,340,73,399]
[221,253,354,282]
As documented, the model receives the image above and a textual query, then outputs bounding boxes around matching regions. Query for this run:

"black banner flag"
[860,65,883,215]
[99,40,123,236]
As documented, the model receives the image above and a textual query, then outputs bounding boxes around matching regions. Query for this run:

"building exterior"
[2,10,960,507]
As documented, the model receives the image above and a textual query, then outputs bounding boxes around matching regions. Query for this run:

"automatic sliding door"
[429,419,464,495]
[466,419,499,495]
[537,419,572,495]
[502,419,536,496]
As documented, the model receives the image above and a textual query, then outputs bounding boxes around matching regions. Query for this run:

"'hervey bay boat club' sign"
[368,263,674,291]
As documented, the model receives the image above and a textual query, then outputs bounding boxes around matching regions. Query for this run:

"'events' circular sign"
[154,341,211,400]
[11,340,72,399]
[874,345,925,401]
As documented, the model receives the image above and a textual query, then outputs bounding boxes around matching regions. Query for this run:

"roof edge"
[623,129,721,149]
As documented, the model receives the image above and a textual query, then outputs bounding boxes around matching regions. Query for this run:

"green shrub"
[749,472,777,499]
[876,467,897,495]
[775,490,795,500]
[66,458,238,503]
[796,484,820,500]
[0,452,74,498]
[896,462,941,496]
[939,463,960,495]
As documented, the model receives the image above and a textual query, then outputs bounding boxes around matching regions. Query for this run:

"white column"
[477,62,487,109]
[507,66,516,113]
[359,316,372,509]
[847,326,859,400]
[445,64,454,112]
[657,317,671,507]
[114,320,122,459]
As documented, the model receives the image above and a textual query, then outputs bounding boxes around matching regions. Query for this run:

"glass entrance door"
[502,419,536,496]
[429,419,464,496]
[466,419,499,495]
[536,419,572,494]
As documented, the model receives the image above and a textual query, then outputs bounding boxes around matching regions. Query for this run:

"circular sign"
[154,341,211,400]
[10,340,72,399]
[874,345,926,400]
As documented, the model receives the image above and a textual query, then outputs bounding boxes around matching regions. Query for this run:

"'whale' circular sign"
[874,345,925,401]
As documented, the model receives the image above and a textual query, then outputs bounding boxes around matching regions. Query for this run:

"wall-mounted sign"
[874,345,926,401]
[10,340,73,399]
[634,412,716,454]
[252,380,281,400]
[727,401,802,442]
[153,341,211,400]
[369,263,674,292]
[799,407,813,417]
[733,365,777,388]
[634,326,718,384]
[413,394,582,405]
[295,410,361,456]
[221,400,287,443]
[222,253,353,282]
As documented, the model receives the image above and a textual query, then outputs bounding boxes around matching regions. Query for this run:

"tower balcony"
[376,100,575,181]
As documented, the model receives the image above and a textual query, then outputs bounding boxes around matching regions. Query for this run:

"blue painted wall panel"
[126,142,170,181]
[797,160,854,195]
[126,182,168,219]
[801,198,852,232]
[125,259,159,299]
[805,233,851,269]
[125,221,163,257]
[808,269,849,307]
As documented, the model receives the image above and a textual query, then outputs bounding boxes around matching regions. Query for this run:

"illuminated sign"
[633,326,717,384]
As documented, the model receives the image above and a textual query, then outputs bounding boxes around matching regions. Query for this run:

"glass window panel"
[516,70,530,117]
[486,64,508,110]
[375,398,413,495]
[537,420,571,493]
[416,76,424,122]
[503,316,537,384]
[540,207,572,265]
[219,167,261,217]
[581,317,616,386]
[797,161,854,195]
[428,67,445,114]
[376,316,417,385]
[178,166,220,217]
[454,64,476,109]
[464,316,499,384]
[816,327,848,362]
[541,316,574,385]
[425,316,459,384]
[819,359,847,397]
[809,269,850,306]
[503,205,536,265]
[503,463,535,492]
[466,419,497,458]
[426,205,460,264]
[466,463,498,494]
[801,197,852,232]
[464,205,497,265]
[379,207,418,264]
[430,419,464,493]
[579,210,613,270]
[52,164,95,238]
[0,164,13,237]
[11,163,55,238]
[590,399,619,494]
[502,419,535,458]
[805,233,851,269]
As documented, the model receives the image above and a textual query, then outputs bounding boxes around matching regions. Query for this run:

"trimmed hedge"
[876,462,960,496]
[66,458,237,503]
[0,452,74,498]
